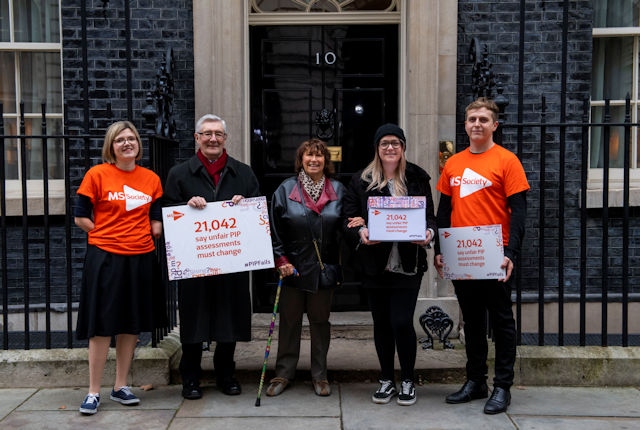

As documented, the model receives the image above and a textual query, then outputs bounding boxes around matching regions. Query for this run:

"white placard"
[162,196,274,281]
[439,224,506,280]
[367,196,426,241]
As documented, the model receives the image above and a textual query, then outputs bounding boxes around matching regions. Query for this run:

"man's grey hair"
[195,114,227,133]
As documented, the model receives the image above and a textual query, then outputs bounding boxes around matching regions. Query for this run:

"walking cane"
[255,273,285,406]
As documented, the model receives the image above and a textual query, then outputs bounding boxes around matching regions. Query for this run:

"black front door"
[250,24,399,312]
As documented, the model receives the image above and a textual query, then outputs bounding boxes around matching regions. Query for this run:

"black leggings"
[367,286,420,382]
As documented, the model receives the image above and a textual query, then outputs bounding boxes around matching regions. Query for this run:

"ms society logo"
[450,168,492,198]
[166,210,184,221]
[108,185,152,211]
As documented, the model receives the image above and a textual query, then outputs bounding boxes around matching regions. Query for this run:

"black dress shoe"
[218,376,242,395]
[483,387,511,414]
[182,381,202,400]
[445,380,489,404]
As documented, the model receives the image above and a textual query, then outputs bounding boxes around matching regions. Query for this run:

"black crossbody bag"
[298,182,343,288]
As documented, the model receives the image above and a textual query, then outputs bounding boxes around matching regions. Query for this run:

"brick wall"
[3,1,637,312]
[1,1,195,306]
[457,1,640,299]
[61,0,194,140]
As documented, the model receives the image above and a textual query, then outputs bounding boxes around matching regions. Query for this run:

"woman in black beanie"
[343,123,437,406]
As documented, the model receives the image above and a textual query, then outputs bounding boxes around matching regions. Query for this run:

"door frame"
[244,11,406,162]
[192,1,459,313]
[248,23,401,311]
[192,1,456,191]
[244,10,409,312]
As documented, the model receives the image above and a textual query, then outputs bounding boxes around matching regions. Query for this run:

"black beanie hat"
[373,123,406,148]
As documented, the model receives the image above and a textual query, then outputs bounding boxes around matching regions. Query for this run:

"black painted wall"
[457,1,640,300]
[4,1,638,313]
[2,1,195,307]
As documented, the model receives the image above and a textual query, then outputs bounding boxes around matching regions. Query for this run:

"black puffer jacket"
[342,162,437,277]
[270,176,345,293]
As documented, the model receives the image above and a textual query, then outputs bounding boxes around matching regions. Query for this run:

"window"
[0,1,64,215]
[250,0,398,13]
[590,1,640,207]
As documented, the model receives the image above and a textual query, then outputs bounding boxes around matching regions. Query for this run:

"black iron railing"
[0,102,179,350]
[1,96,639,349]
[501,95,639,347]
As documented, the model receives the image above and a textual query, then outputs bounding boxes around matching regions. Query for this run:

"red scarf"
[197,149,228,186]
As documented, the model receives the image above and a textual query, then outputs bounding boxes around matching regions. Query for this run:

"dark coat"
[163,154,260,343]
[270,176,345,293]
[342,162,437,278]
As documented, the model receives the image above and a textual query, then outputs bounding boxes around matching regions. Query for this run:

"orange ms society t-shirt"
[77,163,163,255]
[436,144,530,246]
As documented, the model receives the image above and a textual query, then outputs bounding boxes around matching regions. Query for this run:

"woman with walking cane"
[265,138,363,397]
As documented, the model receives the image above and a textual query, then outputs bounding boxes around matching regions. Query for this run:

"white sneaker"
[372,379,397,404]
[397,379,416,406]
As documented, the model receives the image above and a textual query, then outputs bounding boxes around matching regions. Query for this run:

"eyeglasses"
[379,140,403,149]
[197,131,227,140]
[114,136,138,145]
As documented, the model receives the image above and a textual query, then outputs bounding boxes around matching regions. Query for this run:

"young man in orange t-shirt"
[435,98,529,415]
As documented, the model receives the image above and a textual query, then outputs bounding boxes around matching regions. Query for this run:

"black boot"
[181,380,202,400]
[180,343,203,399]
[214,342,241,395]
[217,375,241,396]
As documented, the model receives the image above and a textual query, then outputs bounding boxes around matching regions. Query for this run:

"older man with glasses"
[163,114,261,400]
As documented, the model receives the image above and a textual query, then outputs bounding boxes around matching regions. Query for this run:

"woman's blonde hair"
[101,120,143,164]
[360,145,407,196]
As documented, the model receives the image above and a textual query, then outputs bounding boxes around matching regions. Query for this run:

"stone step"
[2,316,639,389]
[237,311,466,384]
[194,336,467,386]
[250,311,380,340]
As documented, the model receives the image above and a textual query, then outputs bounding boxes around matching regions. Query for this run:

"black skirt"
[76,245,161,339]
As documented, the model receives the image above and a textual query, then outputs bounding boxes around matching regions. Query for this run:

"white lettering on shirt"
[450,168,493,198]
[107,185,152,211]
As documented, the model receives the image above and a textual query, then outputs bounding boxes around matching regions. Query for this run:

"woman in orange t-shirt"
[74,121,163,416]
